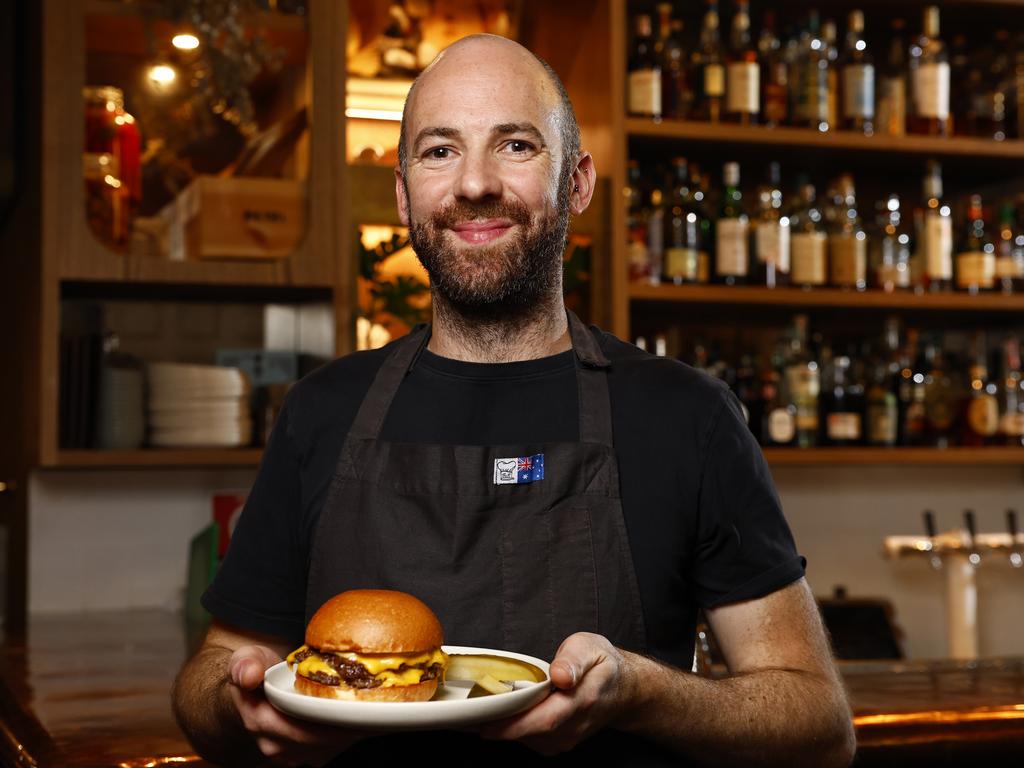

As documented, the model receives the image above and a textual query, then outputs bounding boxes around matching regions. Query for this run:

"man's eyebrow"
[493,122,546,146]
[413,126,461,152]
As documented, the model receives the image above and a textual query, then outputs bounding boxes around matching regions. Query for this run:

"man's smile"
[448,218,515,244]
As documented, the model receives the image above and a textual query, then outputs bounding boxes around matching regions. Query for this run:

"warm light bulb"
[148,64,177,86]
[172,33,200,50]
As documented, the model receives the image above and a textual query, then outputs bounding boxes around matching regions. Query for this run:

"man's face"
[396,41,571,314]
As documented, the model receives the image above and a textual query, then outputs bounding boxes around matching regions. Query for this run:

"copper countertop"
[2,610,1023,766]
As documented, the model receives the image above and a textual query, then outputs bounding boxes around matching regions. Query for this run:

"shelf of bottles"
[624,2,1024,301]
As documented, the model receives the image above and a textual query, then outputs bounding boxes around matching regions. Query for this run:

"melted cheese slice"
[286,646,448,688]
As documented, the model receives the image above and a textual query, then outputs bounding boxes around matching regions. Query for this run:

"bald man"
[173,36,855,767]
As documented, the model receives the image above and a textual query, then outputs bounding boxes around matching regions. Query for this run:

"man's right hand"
[227,644,368,766]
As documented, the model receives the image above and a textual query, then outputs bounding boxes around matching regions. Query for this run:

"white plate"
[264,645,551,730]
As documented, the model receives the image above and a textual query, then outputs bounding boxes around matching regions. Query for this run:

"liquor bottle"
[828,173,867,291]
[758,10,787,127]
[695,0,725,122]
[790,181,828,288]
[866,358,899,446]
[962,332,1000,446]
[998,337,1024,446]
[626,160,650,282]
[647,186,666,285]
[724,0,759,125]
[877,18,908,136]
[876,194,912,291]
[785,314,820,448]
[920,161,953,292]
[663,157,708,285]
[735,353,761,438]
[840,10,874,135]
[761,345,797,447]
[715,161,749,285]
[669,19,695,119]
[793,11,830,132]
[821,20,840,129]
[900,327,928,445]
[628,14,662,118]
[923,340,956,447]
[655,4,687,120]
[907,5,950,136]
[822,355,864,446]
[956,195,996,294]
[752,162,790,288]
[995,202,1024,294]
[981,30,1012,141]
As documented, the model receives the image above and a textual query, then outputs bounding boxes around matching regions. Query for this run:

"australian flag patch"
[493,453,545,485]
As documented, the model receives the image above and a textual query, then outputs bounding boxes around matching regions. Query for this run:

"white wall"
[26,464,1024,660]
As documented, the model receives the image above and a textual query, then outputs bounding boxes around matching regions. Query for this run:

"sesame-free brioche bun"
[294,674,439,702]
[306,589,444,654]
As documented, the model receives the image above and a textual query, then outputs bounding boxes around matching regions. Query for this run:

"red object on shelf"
[212,493,247,558]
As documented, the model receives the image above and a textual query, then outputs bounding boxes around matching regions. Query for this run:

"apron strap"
[567,311,615,448]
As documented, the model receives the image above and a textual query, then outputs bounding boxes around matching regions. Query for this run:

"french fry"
[446,654,546,684]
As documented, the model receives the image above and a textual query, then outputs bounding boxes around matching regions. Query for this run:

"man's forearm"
[615,652,855,767]
[172,645,263,767]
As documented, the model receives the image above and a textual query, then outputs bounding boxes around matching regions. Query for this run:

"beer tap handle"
[964,509,980,565]
[1008,509,1023,568]
[923,509,937,539]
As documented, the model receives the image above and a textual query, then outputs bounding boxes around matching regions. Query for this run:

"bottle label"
[878,76,906,135]
[867,403,898,445]
[798,65,829,123]
[842,64,875,119]
[1001,411,1024,437]
[925,387,955,431]
[791,231,828,285]
[913,61,950,120]
[956,251,996,290]
[664,247,700,282]
[768,408,796,443]
[829,234,867,286]
[755,220,791,271]
[827,412,862,441]
[629,69,662,116]
[924,215,953,280]
[995,255,1021,279]
[726,61,759,114]
[704,63,725,97]
[968,395,1000,437]
[716,217,749,276]
[876,262,911,290]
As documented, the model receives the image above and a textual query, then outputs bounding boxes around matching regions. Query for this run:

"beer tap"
[964,509,981,566]
[923,509,942,570]
[1009,509,1022,569]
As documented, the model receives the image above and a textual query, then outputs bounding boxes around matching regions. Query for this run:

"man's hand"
[479,632,638,756]
[228,644,367,766]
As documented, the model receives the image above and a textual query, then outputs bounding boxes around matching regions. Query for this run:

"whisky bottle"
[761,345,797,447]
[908,5,950,136]
[876,194,912,291]
[752,162,790,288]
[715,161,750,285]
[628,14,662,118]
[921,161,953,292]
[840,10,875,135]
[822,355,864,446]
[956,195,996,294]
[758,10,787,127]
[663,157,708,285]
[995,201,1024,294]
[998,337,1024,446]
[866,359,899,447]
[647,186,666,285]
[626,160,650,282]
[724,0,759,125]
[877,18,908,136]
[790,181,828,288]
[828,173,867,291]
[655,4,688,120]
[900,328,928,445]
[923,341,956,448]
[821,19,841,130]
[785,314,820,448]
[695,0,725,123]
[962,332,1000,446]
[793,11,831,132]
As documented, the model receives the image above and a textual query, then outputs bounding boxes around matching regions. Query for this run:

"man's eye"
[426,147,450,160]
[507,140,533,153]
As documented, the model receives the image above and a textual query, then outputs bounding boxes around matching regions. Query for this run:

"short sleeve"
[201,400,307,643]
[691,388,806,608]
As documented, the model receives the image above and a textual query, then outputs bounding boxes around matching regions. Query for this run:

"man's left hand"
[479,632,637,756]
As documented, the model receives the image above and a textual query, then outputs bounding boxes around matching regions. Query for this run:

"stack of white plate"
[147,362,252,448]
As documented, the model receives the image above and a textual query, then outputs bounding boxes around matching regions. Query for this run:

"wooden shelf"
[629,283,1024,313]
[625,118,1024,161]
[52,448,264,469]
[764,447,1024,466]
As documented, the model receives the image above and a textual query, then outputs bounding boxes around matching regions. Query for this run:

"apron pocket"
[499,504,599,661]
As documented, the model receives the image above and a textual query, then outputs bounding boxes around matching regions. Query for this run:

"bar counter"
[1,610,1022,766]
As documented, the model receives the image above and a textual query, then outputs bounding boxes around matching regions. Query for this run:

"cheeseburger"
[286,589,448,702]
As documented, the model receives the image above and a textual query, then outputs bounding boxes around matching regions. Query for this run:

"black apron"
[309,312,686,766]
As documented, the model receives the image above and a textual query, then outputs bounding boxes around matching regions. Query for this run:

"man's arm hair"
[172,620,292,766]
[616,578,856,767]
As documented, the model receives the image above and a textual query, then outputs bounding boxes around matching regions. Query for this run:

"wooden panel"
[764,447,1024,466]
[52,449,263,469]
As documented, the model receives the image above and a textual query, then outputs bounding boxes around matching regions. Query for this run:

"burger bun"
[294,674,439,702]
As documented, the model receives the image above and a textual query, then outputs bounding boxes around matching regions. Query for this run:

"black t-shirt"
[204,326,805,674]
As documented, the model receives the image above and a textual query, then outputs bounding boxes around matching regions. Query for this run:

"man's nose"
[453,150,502,202]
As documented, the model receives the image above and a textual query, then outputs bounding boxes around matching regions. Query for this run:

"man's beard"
[408,194,569,322]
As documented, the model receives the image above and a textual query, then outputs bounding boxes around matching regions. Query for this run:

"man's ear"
[395,166,410,226]
[568,152,597,216]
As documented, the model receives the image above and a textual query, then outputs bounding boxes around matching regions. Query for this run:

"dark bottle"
[784,314,820,448]
[646,186,666,285]
[735,353,762,440]
[626,160,651,283]
[724,0,759,125]
[962,332,1000,447]
[758,10,787,127]
[752,162,790,288]
[663,157,708,285]
[655,4,688,120]
[822,355,865,446]
[793,11,831,132]
[876,194,912,291]
[761,345,797,447]
[923,341,956,448]
[840,10,875,134]
[995,201,1024,294]
[907,5,950,136]
[628,13,662,118]
[714,161,750,285]
[695,0,725,122]
[877,18,908,136]
[956,195,996,294]
[900,328,928,445]
[998,337,1024,446]
[868,319,902,447]
[921,161,953,292]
